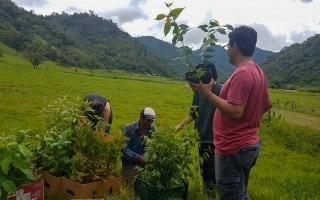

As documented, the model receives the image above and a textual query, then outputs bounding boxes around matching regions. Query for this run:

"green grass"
[1,43,320,199]
[270,89,320,117]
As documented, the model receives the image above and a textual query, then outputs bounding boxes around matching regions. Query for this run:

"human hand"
[104,134,113,142]
[138,156,146,165]
[188,79,214,98]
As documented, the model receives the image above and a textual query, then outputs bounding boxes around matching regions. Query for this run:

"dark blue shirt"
[121,121,155,163]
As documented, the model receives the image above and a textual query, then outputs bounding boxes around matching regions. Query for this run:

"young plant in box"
[155,2,233,83]
[33,96,127,185]
[33,96,83,176]
[69,123,126,183]
[135,126,196,199]
[0,130,39,200]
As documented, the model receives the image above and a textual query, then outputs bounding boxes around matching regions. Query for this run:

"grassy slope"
[1,44,319,199]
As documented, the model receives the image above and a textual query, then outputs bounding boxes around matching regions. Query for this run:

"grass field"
[1,44,320,199]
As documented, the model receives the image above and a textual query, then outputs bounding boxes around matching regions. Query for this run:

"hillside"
[0,0,179,78]
[261,34,320,88]
[1,0,319,88]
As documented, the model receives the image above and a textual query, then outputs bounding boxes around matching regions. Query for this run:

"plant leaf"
[198,25,208,32]
[1,178,16,194]
[217,28,226,34]
[225,24,233,30]
[165,2,173,8]
[169,8,184,17]
[155,14,166,20]
[19,144,30,157]
[164,18,171,36]
[2,155,13,175]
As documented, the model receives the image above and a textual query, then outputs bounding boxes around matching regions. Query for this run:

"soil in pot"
[185,68,212,84]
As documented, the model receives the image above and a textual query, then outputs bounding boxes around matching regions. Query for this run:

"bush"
[138,126,195,189]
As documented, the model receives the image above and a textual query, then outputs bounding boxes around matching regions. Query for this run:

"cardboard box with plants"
[32,96,126,199]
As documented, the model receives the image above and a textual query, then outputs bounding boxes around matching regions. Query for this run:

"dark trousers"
[199,143,216,190]
[122,160,139,185]
[215,141,261,200]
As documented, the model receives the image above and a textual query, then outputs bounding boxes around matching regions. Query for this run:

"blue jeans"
[215,140,261,200]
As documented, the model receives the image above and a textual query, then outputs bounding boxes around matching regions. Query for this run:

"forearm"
[176,116,193,131]
[122,147,141,162]
[206,92,244,120]
[263,95,273,114]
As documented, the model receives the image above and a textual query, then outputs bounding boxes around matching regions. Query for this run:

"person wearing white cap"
[121,107,156,182]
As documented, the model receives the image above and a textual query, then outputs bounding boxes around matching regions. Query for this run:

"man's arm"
[189,80,245,121]
[263,95,273,114]
[175,116,193,132]
[206,92,245,120]
[102,102,111,133]
[122,127,142,163]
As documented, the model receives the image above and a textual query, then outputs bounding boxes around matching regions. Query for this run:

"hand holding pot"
[188,79,215,98]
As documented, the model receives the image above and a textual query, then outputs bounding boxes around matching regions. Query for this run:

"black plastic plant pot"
[185,69,212,84]
[134,176,188,200]
[200,68,213,84]
[185,70,199,84]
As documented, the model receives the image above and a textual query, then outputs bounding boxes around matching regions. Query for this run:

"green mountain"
[0,0,179,78]
[261,34,320,89]
[2,0,318,89]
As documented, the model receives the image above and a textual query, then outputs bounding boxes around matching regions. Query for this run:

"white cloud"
[13,0,47,7]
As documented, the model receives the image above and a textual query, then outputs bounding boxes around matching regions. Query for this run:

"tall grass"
[1,44,320,199]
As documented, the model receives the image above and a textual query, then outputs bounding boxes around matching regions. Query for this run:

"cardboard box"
[38,170,61,195]
[60,176,122,200]
[7,180,44,200]
[60,177,98,200]
[96,176,122,197]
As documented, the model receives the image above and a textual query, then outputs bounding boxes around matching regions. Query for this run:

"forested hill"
[0,0,179,78]
[261,34,320,89]
[2,0,318,88]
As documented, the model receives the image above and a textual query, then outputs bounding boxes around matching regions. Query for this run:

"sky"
[12,0,320,52]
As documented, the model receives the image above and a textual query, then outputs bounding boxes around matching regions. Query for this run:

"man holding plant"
[189,26,272,199]
[176,62,221,194]
[121,107,156,182]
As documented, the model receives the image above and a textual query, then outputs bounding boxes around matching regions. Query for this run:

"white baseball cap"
[141,107,156,120]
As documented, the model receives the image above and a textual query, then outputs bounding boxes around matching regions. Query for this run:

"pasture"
[1,44,320,199]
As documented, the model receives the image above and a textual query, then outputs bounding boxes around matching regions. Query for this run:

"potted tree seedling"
[0,130,41,200]
[134,126,195,200]
[155,2,233,83]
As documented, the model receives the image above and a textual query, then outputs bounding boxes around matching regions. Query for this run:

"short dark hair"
[195,62,218,80]
[228,25,257,56]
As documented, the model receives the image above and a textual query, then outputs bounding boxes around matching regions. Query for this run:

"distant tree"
[23,50,45,69]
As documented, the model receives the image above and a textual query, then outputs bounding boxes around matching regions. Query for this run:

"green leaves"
[36,96,127,183]
[139,126,194,189]
[0,131,38,196]
[156,2,233,70]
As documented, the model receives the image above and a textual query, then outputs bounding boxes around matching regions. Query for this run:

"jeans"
[215,140,261,200]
